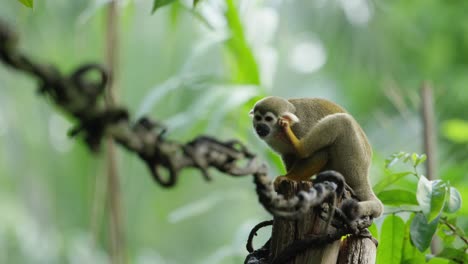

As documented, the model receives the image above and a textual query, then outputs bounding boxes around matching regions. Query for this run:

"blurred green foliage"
[1,0,467,263]
[16,0,33,8]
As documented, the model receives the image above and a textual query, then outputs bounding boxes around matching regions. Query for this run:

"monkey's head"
[249,96,299,141]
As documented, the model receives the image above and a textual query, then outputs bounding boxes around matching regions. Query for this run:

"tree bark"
[337,236,376,264]
[269,180,377,264]
[269,180,341,264]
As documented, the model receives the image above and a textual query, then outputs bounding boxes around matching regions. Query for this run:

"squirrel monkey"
[250,96,383,219]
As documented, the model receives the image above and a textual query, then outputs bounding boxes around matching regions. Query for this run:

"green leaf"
[194,0,201,6]
[437,247,468,264]
[377,189,418,206]
[410,212,439,252]
[442,119,468,143]
[417,176,447,222]
[437,222,456,245]
[152,0,177,13]
[368,223,379,240]
[414,154,427,167]
[403,153,412,163]
[169,1,181,27]
[385,151,410,168]
[443,187,461,213]
[428,180,447,222]
[17,0,33,8]
[384,205,421,215]
[416,175,432,219]
[136,75,217,117]
[224,0,260,84]
[373,171,413,193]
[427,257,451,264]
[411,153,419,166]
[385,156,400,168]
[402,214,425,263]
[376,215,405,264]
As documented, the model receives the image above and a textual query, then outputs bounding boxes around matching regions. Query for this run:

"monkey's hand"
[278,117,290,128]
[278,116,307,158]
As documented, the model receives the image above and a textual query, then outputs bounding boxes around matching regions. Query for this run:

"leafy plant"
[375,152,467,263]
[152,0,177,13]
[16,0,33,8]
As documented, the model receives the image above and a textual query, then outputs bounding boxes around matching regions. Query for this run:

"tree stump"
[338,235,377,264]
[268,180,377,264]
[269,180,341,264]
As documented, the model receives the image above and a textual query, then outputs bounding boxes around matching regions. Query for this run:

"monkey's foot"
[273,176,290,191]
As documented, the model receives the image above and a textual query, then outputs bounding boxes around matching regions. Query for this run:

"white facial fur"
[250,110,300,154]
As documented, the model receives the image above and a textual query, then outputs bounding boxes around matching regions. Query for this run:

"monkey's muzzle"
[255,124,270,138]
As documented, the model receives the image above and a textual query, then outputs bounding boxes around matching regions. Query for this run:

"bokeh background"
[0,0,467,263]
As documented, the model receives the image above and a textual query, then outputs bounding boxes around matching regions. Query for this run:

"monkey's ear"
[249,109,254,117]
[281,112,300,124]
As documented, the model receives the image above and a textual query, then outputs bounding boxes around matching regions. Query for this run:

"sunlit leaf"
[417,176,447,222]
[384,205,421,215]
[410,212,439,252]
[427,257,451,264]
[428,180,447,222]
[368,223,378,240]
[268,150,284,173]
[377,189,418,206]
[17,0,33,8]
[442,119,468,143]
[443,187,461,214]
[136,75,216,118]
[224,0,260,84]
[414,154,427,167]
[416,175,432,218]
[411,153,419,166]
[152,0,177,13]
[376,215,405,264]
[373,171,413,193]
[385,156,399,168]
[169,1,181,27]
[385,151,410,168]
[403,153,411,163]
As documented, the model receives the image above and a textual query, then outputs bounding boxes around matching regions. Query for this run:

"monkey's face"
[250,111,279,139]
[250,109,300,154]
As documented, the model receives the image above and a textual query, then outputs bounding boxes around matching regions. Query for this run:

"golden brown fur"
[251,96,383,218]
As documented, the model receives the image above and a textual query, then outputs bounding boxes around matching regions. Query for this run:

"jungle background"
[0,0,467,263]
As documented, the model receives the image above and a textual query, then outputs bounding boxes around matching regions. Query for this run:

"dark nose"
[255,124,270,138]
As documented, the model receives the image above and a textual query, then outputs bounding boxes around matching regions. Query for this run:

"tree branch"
[0,21,377,263]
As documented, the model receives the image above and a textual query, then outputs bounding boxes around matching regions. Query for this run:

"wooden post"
[421,82,436,181]
[267,180,378,264]
[338,235,377,264]
[269,180,341,264]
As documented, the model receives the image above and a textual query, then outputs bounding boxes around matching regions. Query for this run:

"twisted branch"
[0,20,374,263]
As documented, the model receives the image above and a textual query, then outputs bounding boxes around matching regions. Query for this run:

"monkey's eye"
[265,116,274,122]
[254,115,262,121]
